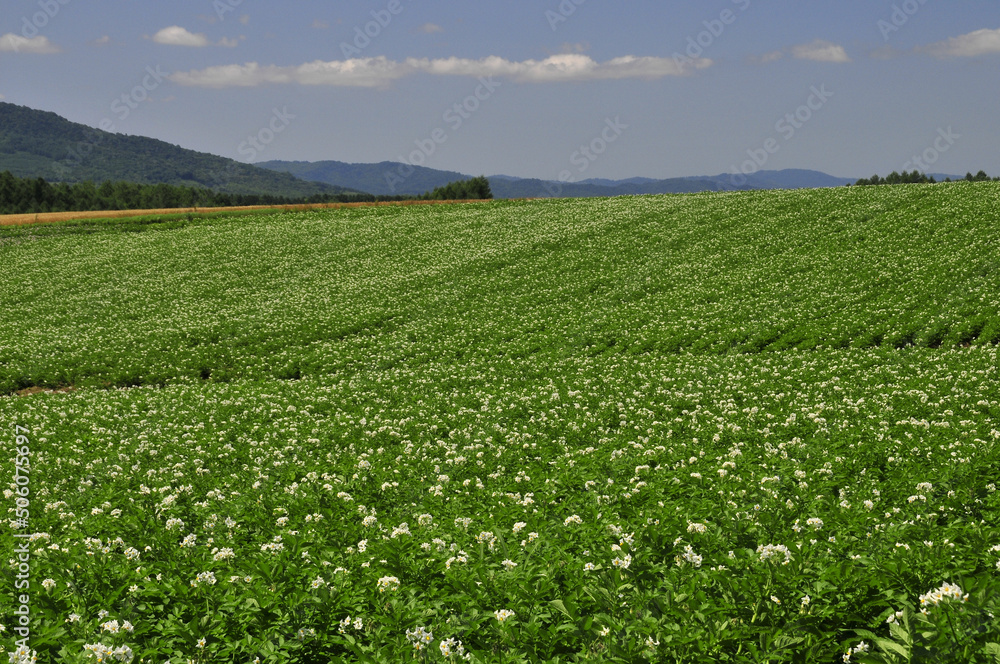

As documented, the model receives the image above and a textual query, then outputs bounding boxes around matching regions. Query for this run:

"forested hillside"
[0,102,359,198]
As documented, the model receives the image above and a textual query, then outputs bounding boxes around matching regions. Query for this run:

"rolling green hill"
[0,102,361,198]
[1,184,999,662]
[0,183,997,393]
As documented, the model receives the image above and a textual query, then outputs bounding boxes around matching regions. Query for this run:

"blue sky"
[1,0,999,181]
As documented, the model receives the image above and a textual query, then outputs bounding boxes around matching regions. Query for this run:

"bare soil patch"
[10,385,76,397]
[0,199,494,227]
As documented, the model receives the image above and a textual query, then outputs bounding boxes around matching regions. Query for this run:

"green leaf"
[773,635,804,650]
[888,621,911,645]
[549,599,574,621]
[874,638,909,659]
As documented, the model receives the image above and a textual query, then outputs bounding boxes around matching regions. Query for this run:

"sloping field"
[1,184,999,663]
[1,184,997,394]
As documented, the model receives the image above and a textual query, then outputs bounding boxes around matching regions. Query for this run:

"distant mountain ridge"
[258,159,856,198]
[258,160,472,199]
[3,102,914,200]
[0,102,361,198]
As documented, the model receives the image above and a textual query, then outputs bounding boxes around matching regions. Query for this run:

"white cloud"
[153,26,241,48]
[153,26,210,47]
[170,54,710,88]
[790,39,851,63]
[169,62,296,87]
[295,57,411,86]
[416,23,444,34]
[0,94,5,100]
[407,54,707,82]
[93,35,111,46]
[0,34,60,54]
[924,27,1000,58]
[239,15,250,26]
[311,19,329,30]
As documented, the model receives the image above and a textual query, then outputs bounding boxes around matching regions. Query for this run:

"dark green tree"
[420,176,494,201]
[0,171,16,213]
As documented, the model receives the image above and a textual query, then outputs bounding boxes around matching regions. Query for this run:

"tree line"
[852,170,998,186]
[419,176,493,201]
[0,172,492,215]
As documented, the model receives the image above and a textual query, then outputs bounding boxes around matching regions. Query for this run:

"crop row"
[1,184,999,662]
[0,184,997,395]
[2,342,998,661]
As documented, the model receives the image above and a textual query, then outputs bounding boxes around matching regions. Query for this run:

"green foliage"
[0,170,380,215]
[854,170,997,186]
[849,578,1000,663]
[854,171,940,186]
[0,185,999,662]
[0,102,362,198]
[421,176,493,201]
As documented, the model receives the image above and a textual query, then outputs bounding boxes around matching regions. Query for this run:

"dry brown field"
[0,198,494,227]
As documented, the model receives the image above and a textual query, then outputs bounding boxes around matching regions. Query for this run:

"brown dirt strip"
[0,198,496,227]
[11,386,76,397]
